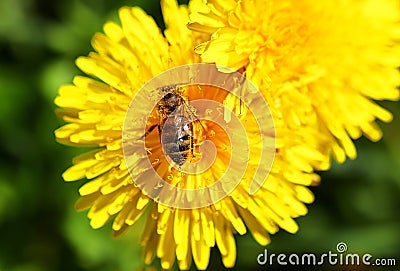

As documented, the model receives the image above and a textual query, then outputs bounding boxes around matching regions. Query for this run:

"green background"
[0,0,399,270]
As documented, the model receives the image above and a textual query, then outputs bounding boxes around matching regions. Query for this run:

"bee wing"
[181,101,207,133]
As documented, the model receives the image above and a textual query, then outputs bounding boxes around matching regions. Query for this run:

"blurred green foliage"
[0,0,399,270]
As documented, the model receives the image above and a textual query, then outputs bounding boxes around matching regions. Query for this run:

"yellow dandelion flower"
[55,0,328,269]
[189,0,400,163]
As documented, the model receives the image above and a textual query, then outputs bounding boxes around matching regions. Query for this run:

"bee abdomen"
[162,137,191,163]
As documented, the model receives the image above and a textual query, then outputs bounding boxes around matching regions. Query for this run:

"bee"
[143,85,204,166]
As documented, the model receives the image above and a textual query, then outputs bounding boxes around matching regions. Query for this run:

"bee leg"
[192,151,202,157]
[192,141,204,159]
[140,124,158,139]
[188,132,195,162]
